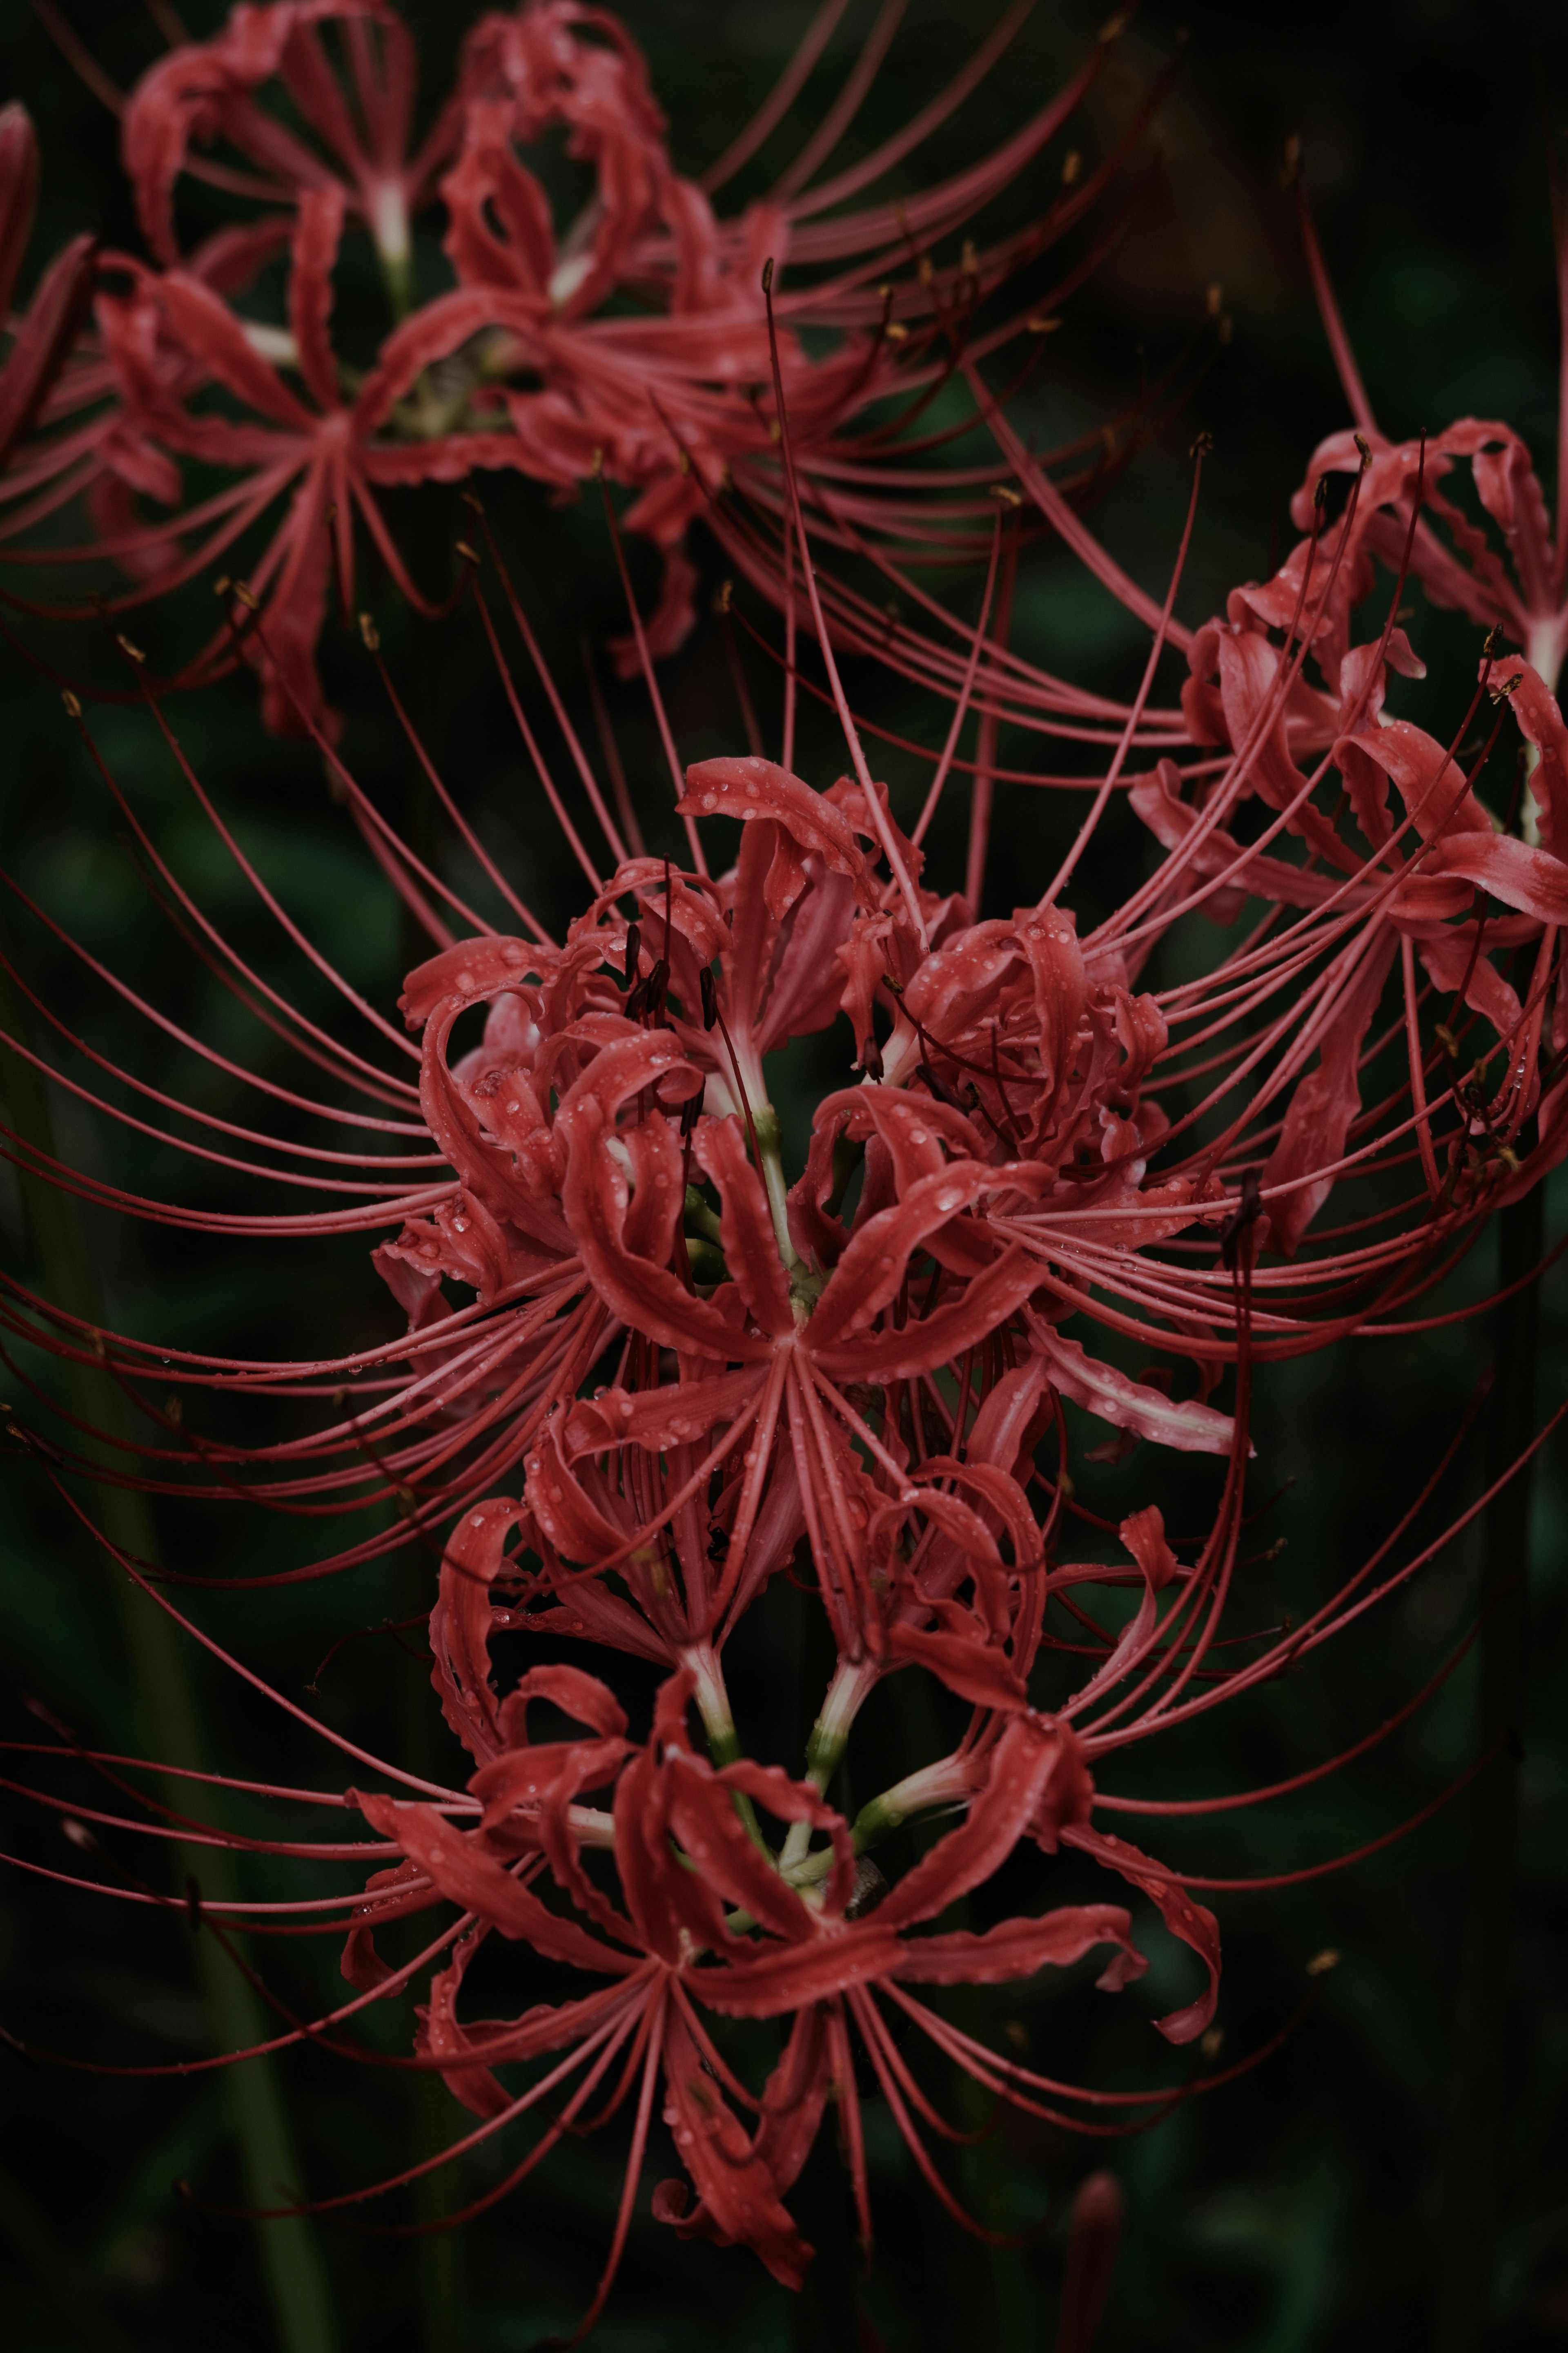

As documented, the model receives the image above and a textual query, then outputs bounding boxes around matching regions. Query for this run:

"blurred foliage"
[0,3,1566,2350]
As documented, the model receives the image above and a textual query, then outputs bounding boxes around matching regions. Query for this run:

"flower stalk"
[0,953,339,2353]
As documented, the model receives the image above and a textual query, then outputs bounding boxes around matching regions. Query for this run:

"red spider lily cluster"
[0,0,1153,737]
[2,5,1563,2340]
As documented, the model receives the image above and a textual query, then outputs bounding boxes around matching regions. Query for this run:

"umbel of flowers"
[1,0,1150,734]
[11,505,1558,2326]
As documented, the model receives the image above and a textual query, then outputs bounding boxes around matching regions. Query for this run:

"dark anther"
[645,957,670,1024]
[845,1857,890,1920]
[915,1060,967,1113]
[1220,1168,1263,1270]
[859,1034,884,1079]
[700,967,718,1030]
[706,1524,731,1563]
[624,976,649,1022]
[623,923,641,988]
[680,1088,705,1138]
[6,1419,67,1465]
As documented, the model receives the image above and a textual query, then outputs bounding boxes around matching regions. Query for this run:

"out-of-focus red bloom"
[1105,187,1568,1253]
[13,0,1161,721]
[91,187,545,734]
[0,103,103,516]
[123,0,461,301]
[1138,408,1568,1250]
[1059,2172,1125,2353]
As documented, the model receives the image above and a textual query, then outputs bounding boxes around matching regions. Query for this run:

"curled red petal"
[429,1497,527,1764]
[1062,1825,1221,2043]
[654,2007,814,2289]
[891,1902,1144,1989]
[355,1791,636,1975]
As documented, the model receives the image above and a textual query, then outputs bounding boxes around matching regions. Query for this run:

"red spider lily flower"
[7,541,1544,2303]
[0,490,1486,1622]
[368,732,1239,1548]
[123,0,464,308]
[345,1662,1150,2313]
[10,1291,1514,2331]
[85,190,554,734]
[427,0,1112,677]
[0,103,102,510]
[1282,157,1568,702]
[508,1348,1055,1748]
[23,0,1165,720]
[1099,185,1568,1253]
[451,1,675,322]
[1137,433,1568,1252]
[802,374,1559,1340]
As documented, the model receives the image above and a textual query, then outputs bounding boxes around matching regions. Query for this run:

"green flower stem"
[685,1235,728,1285]
[1434,1182,1543,2353]
[804,1657,878,1791]
[0,962,338,2353]
[777,1753,973,1892]
[380,250,415,325]
[777,1657,878,1876]
[751,1100,801,1271]
[682,1185,725,1247]
[680,1642,770,1852]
